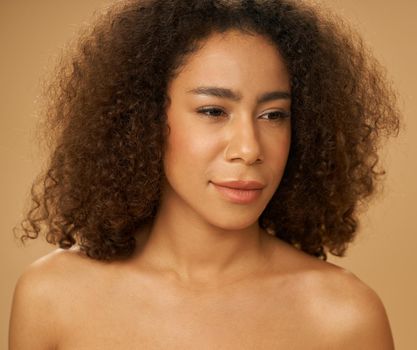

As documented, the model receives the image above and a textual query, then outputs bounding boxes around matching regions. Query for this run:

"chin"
[206,213,261,232]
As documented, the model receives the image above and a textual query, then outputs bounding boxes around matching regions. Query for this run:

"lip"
[211,180,265,190]
[211,181,264,204]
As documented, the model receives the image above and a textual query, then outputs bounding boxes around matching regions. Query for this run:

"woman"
[9,0,400,348]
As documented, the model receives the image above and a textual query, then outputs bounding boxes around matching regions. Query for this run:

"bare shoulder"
[271,239,395,349]
[15,247,96,292]
[12,247,105,304]
[9,248,96,350]
[313,265,394,349]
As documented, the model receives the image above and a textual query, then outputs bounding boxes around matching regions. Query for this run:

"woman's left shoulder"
[303,259,395,349]
[269,239,395,349]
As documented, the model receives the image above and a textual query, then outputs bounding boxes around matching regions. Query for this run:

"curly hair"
[15,0,400,261]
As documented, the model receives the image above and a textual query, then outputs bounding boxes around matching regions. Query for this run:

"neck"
[135,198,273,288]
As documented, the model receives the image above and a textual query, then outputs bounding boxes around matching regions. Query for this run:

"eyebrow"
[186,86,291,104]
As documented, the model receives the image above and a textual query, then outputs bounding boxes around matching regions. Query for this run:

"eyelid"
[196,106,227,118]
[261,109,291,119]
[196,106,291,120]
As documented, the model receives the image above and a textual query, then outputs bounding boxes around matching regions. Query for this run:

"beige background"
[1,0,416,348]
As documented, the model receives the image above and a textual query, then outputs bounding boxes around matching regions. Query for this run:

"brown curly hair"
[14,0,400,261]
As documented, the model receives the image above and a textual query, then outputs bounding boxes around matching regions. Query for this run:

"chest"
[57,281,327,350]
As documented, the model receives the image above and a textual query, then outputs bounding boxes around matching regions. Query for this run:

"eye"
[196,107,227,119]
[260,110,291,122]
[196,107,291,122]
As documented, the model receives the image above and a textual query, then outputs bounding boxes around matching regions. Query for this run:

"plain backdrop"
[1,0,416,348]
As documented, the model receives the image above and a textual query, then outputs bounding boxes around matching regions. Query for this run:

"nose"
[224,115,264,165]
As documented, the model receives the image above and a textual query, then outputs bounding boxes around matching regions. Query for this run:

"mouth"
[211,180,265,190]
[210,181,263,204]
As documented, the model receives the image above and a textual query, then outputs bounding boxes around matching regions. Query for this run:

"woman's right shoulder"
[11,247,95,309]
[18,247,92,287]
[9,248,90,349]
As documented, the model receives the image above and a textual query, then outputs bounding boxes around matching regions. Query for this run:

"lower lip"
[211,183,262,204]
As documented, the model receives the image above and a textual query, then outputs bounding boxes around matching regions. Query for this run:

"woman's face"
[162,29,291,230]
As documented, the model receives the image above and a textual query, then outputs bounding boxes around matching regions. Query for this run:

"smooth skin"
[9,30,395,349]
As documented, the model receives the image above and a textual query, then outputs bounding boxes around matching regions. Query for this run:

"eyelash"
[196,107,291,122]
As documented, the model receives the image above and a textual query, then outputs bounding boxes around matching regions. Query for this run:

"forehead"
[168,30,290,93]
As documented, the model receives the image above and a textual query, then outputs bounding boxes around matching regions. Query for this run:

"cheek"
[264,125,291,154]
[266,127,291,175]
[278,128,291,158]
[277,121,291,153]
[164,119,219,173]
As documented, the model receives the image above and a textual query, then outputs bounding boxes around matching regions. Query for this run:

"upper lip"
[211,180,265,190]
